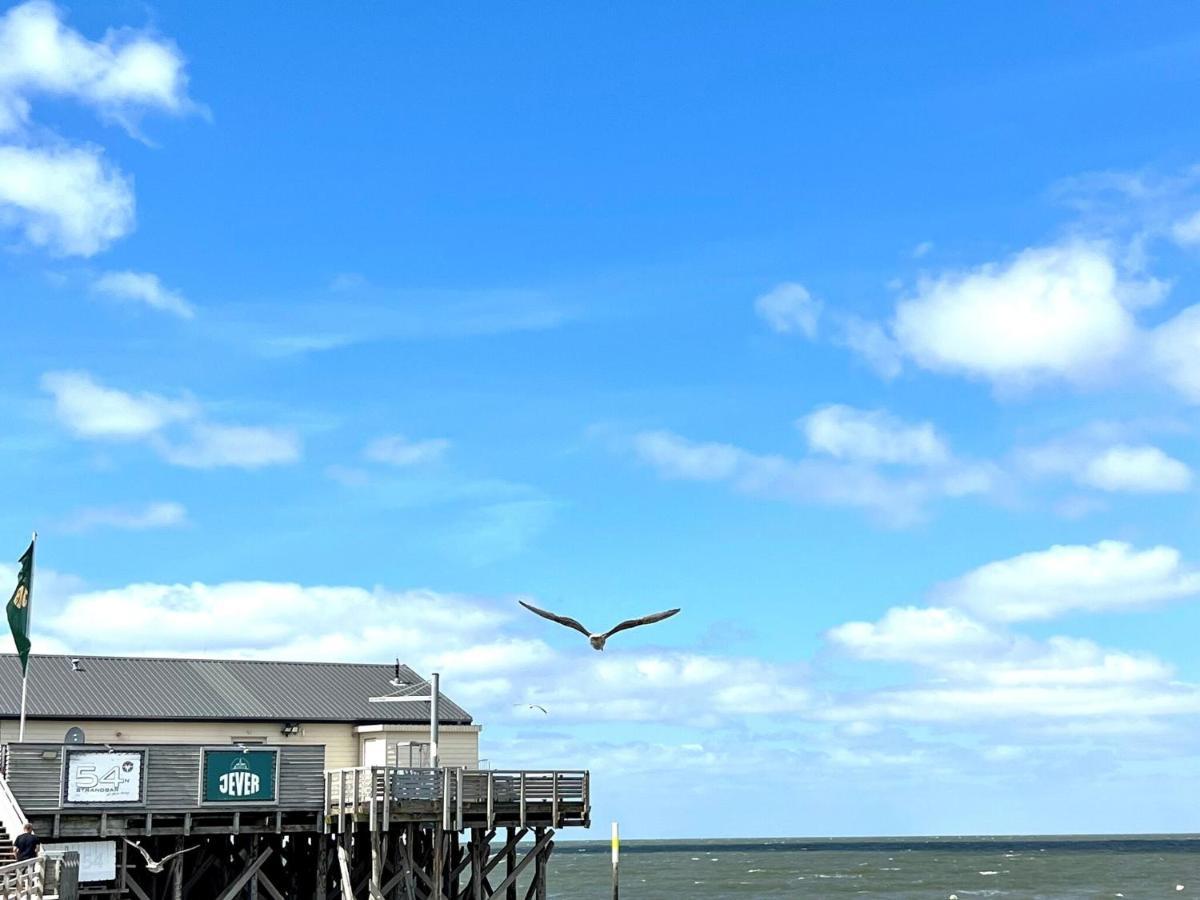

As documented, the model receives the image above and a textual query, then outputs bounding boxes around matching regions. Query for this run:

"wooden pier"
[0,747,589,899]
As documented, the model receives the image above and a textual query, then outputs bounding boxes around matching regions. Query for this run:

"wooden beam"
[488,830,553,900]
[336,843,355,900]
[183,853,215,898]
[124,874,152,900]
[484,829,526,878]
[214,846,274,900]
[256,869,288,900]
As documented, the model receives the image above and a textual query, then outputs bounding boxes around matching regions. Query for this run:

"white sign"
[65,751,143,804]
[43,841,117,882]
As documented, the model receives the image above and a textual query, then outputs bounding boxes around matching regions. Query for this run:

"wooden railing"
[325,767,589,831]
[0,856,43,900]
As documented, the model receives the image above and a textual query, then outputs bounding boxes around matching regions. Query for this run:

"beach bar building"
[0,654,590,899]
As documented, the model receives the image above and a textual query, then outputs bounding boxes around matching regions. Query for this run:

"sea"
[545,836,1200,899]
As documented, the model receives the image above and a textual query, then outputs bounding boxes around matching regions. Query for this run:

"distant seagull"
[515,703,549,714]
[518,600,681,650]
[124,840,199,874]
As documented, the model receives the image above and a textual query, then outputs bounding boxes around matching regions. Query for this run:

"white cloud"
[41,577,807,726]
[828,606,1005,663]
[158,423,301,469]
[1171,210,1200,247]
[826,602,1193,724]
[891,242,1151,386]
[41,371,301,468]
[936,540,1200,622]
[40,370,194,439]
[754,282,821,337]
[92,270,193,319]
[60,501,186,533]
[0,0,194,135]
[801,405,950,467]
[632,422,996,526]
[840,317,903,379]
[364,434,451,466]
[1150,305,1200,402]
[1080,444,1192,493]
[0,144,133,255]
[0,3,197,257]
[1020,438,1192,494]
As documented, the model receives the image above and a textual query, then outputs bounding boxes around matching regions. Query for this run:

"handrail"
[0,773,29,857]
[323,765,590,831]
[0,855,44,899]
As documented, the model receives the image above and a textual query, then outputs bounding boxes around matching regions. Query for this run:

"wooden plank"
[382,766,391,832]
[338,771,346,835]
[456,769,464,832]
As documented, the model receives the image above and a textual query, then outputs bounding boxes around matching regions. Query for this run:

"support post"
[611,821,620,900]
[432,825,444,900]
[534,828,550,900]
[506,828,517,900]
[316,837,329,900]
[172,836,184,900]
[430,672,440,769]
[370,826,384,900]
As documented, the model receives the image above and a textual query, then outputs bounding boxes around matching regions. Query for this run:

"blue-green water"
[547,836,1200,899]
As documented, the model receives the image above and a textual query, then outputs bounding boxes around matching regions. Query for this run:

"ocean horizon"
[547,834,1200,898]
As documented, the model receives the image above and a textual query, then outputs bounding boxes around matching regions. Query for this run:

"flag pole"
[18,532,34,743]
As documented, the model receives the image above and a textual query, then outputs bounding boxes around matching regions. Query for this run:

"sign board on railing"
[201,748,279,803]
[63,750,145,804]
[43,841,115,882]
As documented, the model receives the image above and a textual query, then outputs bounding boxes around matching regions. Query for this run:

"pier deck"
[325,766,590,832]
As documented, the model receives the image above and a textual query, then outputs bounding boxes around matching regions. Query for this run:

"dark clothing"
[14,832,39,861]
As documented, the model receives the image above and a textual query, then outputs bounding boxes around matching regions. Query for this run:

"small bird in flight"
[515,703,549,714]
[124,840,199,874]
[518,600,681,650]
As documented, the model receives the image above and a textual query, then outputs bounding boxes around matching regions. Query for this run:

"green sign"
[201,749,278,804]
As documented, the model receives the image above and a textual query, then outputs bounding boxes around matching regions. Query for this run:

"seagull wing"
[602,608,681,640]
[518,600,591,638]
[124,840,154,865]
[531,704,549,714]
[159,845,200,864]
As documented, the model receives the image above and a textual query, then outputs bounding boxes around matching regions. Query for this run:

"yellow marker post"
[611,821,620,899]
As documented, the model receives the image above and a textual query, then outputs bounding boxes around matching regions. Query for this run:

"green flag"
[7,540,32,675]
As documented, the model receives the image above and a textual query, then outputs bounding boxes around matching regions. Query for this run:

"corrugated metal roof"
[0,654,472,725]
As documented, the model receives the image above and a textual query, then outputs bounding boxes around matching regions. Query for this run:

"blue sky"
[4,0,1200,838]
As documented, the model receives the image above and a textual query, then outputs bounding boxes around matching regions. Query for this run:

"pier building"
[0,654,590,899]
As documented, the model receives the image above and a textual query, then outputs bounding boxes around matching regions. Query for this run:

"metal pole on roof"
[430,672,440,769]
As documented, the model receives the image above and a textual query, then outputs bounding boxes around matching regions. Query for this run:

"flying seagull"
[124,840,199,874]
[514,703,549,714]
[518,600,680,650]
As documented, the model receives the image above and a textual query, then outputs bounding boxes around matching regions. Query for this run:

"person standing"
[13,823,39,862]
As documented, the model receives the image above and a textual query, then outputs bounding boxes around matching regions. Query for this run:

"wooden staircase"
[0,825,15,867]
